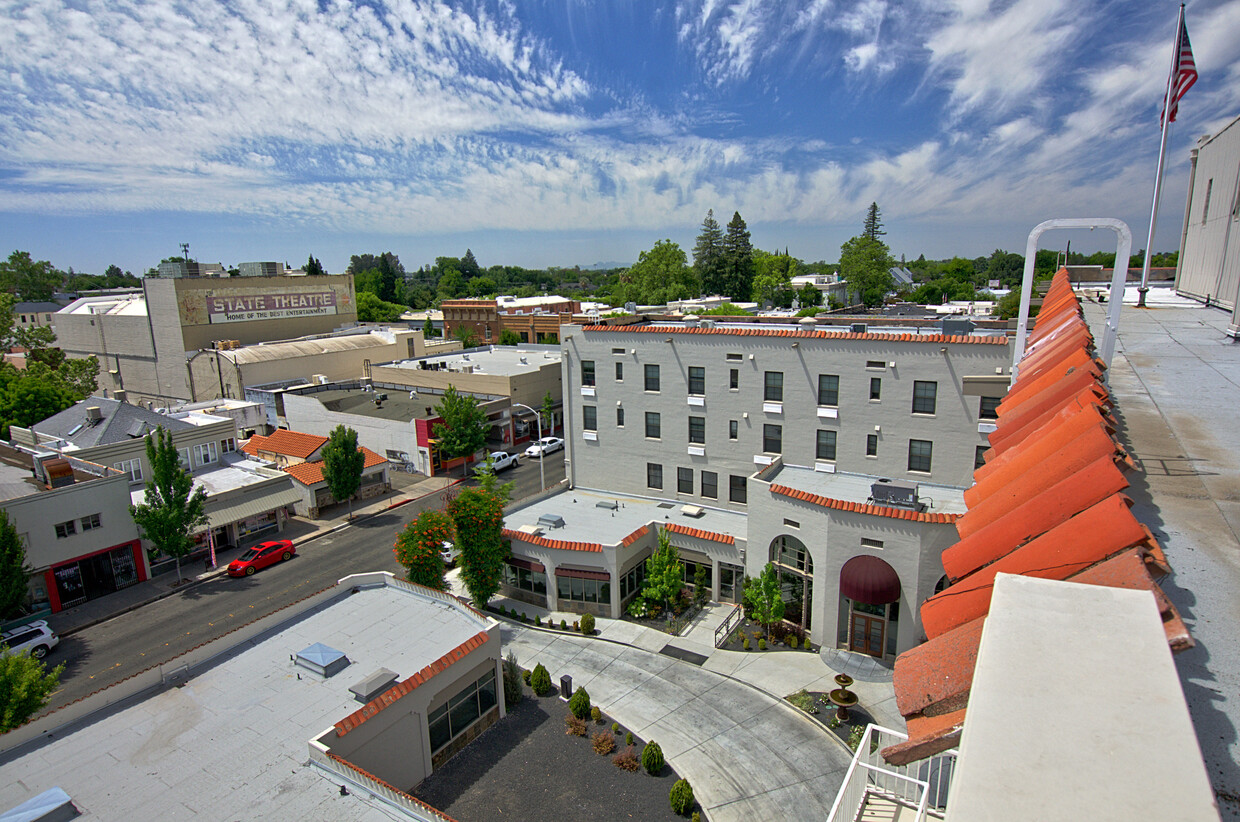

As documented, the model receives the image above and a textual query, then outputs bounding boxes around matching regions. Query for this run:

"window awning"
[554,567,609,581]
[203,486,301,531]
[508,556,546,573]
[840,555,902,605]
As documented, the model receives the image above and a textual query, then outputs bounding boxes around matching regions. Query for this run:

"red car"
[227,540,296,576]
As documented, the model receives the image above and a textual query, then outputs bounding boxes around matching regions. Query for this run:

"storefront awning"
[203,486,301,531]
[840,555,902,605]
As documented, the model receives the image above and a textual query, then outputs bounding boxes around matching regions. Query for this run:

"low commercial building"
[441,296,581,344]
[242,429,391,518]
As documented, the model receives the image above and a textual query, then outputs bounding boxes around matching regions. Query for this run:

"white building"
[1175,111,1240,329]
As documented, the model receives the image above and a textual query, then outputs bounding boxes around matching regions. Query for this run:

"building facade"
[1175,112,1240,324]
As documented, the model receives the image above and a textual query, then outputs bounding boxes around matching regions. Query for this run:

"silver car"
[1,620,59,660]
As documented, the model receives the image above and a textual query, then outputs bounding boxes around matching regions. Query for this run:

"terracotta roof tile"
[501,528,604,553]
[282,447,387,486]
[974,399,1114,481]
[241,433,269,456]
[770,483,959,524]
[581,324,1008,346]
[880,709,968,766]
[985,387,1112,457]
[664,522,736,544]
[893,617,986,718]
[621,525,650,547]
[250,428,329,459]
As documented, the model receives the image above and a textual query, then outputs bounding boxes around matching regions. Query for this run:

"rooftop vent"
[537,513,566,529]
[595,500,619,510]
[516,524,545,536]
[295,642,350,678]
[85,406,103,423]
[42,458,75,489]
[850,323,867,334]
[680,504,705,518]
[870,479,919,510]
[798,316,816,329]
[684,314,700,327]
[941,317,975,336]
[349,668,399,703]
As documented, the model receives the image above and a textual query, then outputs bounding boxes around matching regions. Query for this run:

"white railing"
[826,724,957,822]
[308,742,457,822]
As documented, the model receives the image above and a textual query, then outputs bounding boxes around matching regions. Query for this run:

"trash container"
[560,674,573,699]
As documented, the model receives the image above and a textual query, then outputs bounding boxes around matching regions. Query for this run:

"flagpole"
[1138,4,1186,308]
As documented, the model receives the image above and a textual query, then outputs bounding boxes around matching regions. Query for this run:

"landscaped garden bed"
[786,688,874,751]
[716,616,818,653]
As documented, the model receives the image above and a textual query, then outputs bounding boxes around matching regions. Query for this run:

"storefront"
[46,540,145,611]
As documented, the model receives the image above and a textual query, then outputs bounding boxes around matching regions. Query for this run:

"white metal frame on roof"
[1014,218,1132,378]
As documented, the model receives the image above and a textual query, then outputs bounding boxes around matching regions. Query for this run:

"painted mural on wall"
[176,282,354,326]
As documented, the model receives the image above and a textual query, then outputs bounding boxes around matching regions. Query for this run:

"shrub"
[847,724,866,751]
[669,779,694,816]
[580,612,595,635]
[569,687,592,720]
[522,669,532,685]
[770,621,789,643]
[592,731,616,755]
[625,731,634,746]
[788,689,815,712]
[789,635,799,649]
[530,663,552,696]
[758,638,766,651]
[560,619,567,630]
[613,747,640,772]
[692,813,701,822]
[641,740,664,775]
[612,722,620,734]
[565,714,586,736]
[534,615,541,626]
[502,651,523,709]
[742,635,750,651]
[590,706,602,723]
[573,620,579,632]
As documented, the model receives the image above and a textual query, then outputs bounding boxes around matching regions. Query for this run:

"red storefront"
[44,540,146,612]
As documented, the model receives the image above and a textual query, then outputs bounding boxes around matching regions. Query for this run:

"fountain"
[827,673,858,721]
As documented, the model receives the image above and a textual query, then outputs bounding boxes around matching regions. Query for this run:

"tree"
[498,328,522,346]
[692,209,726,296]
[356,291,406,323]
[321,425,365,518]
[863,202,886,240]
[0,652,64,732]
[797,282,823,308]
[641,528,682,618]
[616,240,699,306]
[752,250,797,308]
[473,454,514,504]
[0,251,62,301]
[699,302,751,315]
[377,253,399,303]
[130,427,209,582]
[447,487,506,606]
[422,316,436,338]
[453,326,480,349]
[393,510,454,590]
[540,391,556,434]
[0,511,30,619]
[460,249,481,279]
[744,562,785,641]
[719,212,755,302]
[838,235,893,307]
[433,385,488,477]
[304,255,326,277]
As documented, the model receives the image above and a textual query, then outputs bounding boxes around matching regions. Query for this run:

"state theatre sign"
[206,291,338,323]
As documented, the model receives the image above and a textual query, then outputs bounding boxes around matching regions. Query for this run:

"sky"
[3,0,1240,277]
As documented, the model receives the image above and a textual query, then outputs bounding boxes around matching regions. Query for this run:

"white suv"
[1,620,59,660]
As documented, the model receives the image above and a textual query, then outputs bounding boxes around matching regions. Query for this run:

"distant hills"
[579,261,628,270]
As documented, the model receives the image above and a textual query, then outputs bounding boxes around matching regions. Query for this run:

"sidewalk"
[46,472,458,637]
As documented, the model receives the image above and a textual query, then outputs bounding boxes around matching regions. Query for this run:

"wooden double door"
[848,612,885,657]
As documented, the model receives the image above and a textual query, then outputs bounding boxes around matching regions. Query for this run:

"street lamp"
[511,402,545,492]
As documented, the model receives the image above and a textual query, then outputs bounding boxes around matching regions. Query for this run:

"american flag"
[1161,16,1198,125]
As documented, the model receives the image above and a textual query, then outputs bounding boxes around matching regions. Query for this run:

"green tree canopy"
[641,528,683,617]
[130,427,209,582]
[0,651,64,732]
[0,251,62,301]
[693,209,726,296]
[498,328,522,346]
[460,249,481,278]
[797,282,823,308]
[321,425,365,518]
[473,454,515,504]
[719,212,755,302]
[433,385,488,476]
[744,562,785,640]
[617,240,699,306]
[356,291,407,323]
[304,255,326,277]
[752,250,797,308]
[0,510,30,619]
[699,302,752,315]
[453,326,480,349]
[393,510,455,590]
[447,488,506,606]
[839,236,894,308]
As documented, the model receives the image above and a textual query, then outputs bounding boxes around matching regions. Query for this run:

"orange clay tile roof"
[884,268,1192,766]
[246,428,329,459]
[240,433,269,456]
[283,447,388,486]
[770,484,959,524]
[333,631,490,738]
[501,528,604,553]
[581,324,1009,345]
[621,525,650,547]
[663,522,736,544]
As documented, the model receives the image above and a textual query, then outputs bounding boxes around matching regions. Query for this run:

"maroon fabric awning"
[508,557,546,573]
[840,555,901,604]
[554,567,610,581]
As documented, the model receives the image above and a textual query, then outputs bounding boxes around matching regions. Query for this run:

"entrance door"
[849,613,885,657]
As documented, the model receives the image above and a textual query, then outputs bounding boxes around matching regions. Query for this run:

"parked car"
[524,437,565,458]
[440,541,461,566]
[475,451,519,474]
[1,620,58,660]
[227,540,296,577]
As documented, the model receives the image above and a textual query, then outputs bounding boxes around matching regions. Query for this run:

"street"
[40,453,565,715]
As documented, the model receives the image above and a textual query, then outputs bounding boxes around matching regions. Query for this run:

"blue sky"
[3,0,1240,276]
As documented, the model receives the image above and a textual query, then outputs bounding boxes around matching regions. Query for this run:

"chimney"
[114,389,128,403]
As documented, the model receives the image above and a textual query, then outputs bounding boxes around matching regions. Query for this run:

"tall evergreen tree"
[692,209,726,296]
[377,254,398,303]
[720,211,755,302]
[460,249,481,278]
[0,511,30,619]
[863,202,886,240]
[130,427,209,582]
[321,425,365,518]
[304,255,326,277]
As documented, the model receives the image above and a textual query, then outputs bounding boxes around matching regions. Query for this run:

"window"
[701,471,718,499]
[866,360,885,370]
[729,368,738,390]
[114,458,143,482]
[677,467,693,494]
[55,520,77,539]
[1202,178,1213,224]
[861,538,884,550]
[726,352,743,361]
[194,441,218,466]
[763,424,782,453]
[866,434,878,456]
[644,363,660,391]
[428,669,498,753]
[764,371,783,402]
[975,445,989,470]
[178,448,191,469]
[647,462,663,489]
[557,574,610,605]
[80,513,101,531]
[870,377,882,400]
[816,430,837,461]
[729,420,738,440]
[979,396,1000,420]
[616,407,625,427]
[502,562,548,596]
[612,347,625,355]
[582,405,597,431]
[220,437,237,453]
[818,374,839,406]
[729,474,747,503]
[581,360,595,386]
[908,439,933,473]
[688,416,705,444]
[912,380,938,414]
[619,563,646,601]
[615,361,623,381]
[682,558,713,591]
[688,366,705,395]
[645,412,661,439]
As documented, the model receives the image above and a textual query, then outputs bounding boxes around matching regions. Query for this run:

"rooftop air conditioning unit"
[313,374,329,385]
[850,323,867,334]
[870,479,919,509]
[85,406,103,422]
[680,505,705,518]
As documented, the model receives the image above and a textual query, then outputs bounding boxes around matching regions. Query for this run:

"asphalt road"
[41,453,566,715]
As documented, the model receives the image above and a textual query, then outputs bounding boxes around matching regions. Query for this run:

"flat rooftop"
[383,344,561,377]
[128,454,287,505]
[297,386,504,423]
[766,464,968,516]
[59,293,148,317]
[0,578,491,820]
[636,319,1007,339]
[505,487,748,546]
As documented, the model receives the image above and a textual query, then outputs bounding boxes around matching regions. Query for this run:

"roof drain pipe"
[1013,218,1132,380]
